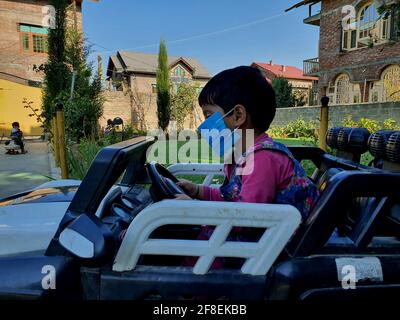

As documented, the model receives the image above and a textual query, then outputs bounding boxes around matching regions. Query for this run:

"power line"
[88,11,292,56]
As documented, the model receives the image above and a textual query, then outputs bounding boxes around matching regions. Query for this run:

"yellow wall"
[0,79,43,136]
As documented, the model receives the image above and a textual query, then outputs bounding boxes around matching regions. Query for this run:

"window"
[352,84,361,103]
[342,2,391,51]
[21,33,30,51]
[151,84,157,94]
[33,35,47,53]
[382,65,400,102]
[173,65,186,78]
[19,24,48,54]
[334,74,351,104]
[369,81,382,102]
[342,18,357,50]
[358,3,378,41]
[368,65,400,102]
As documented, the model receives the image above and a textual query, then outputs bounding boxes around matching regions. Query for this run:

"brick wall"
[101,91,132,129]
[319,0,400,87]
[0,0,82,82]
[271,102,400,127]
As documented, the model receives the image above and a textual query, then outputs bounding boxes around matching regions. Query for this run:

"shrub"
[383,118,399,130]
[267,126,287,138]
[341,115,399,132]
[268,118,317,142]
[68,125,148,179]
[283,118,317,139]
[67,139,102,179]
[358,118,380,133]
[342,114,358,128]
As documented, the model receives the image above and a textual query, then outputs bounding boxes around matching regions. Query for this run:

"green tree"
[63,28,104,141]
[41,0,70,132]
[156,39,171,132]
[41,0,103,142]
[272,77,294,108]
[171,82,198,132]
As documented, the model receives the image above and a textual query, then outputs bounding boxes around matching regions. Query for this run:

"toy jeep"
[0,127,399,300]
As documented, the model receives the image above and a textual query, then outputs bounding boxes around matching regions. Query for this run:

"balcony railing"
[303,58,319,76]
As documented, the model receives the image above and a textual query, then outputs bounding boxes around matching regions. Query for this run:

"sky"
[82,0,321,76]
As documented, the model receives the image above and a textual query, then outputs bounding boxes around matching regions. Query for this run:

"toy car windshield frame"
[68,136,155,216]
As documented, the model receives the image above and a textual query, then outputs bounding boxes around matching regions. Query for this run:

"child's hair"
[12,122,19,127]
[199,66,276,131]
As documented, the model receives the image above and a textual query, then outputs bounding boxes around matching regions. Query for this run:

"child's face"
[201,104,247,130]
[12,125,19,130]
[201,104,225,120]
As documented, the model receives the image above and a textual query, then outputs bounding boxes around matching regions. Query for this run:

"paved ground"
[0,141,51,198]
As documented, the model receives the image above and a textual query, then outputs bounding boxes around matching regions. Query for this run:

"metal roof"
[107,51,211,79]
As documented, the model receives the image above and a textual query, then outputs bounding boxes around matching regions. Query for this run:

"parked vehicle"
[0,128,399,300]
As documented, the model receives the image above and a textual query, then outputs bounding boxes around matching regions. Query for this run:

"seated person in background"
[9,122,25,153]
[176,66,320,226]
[104,119,114,136]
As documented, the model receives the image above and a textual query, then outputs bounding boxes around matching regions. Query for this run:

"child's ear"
[233,104,247,128]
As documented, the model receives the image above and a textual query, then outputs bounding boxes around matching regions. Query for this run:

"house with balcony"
[105,51,212,130]
[287,0,400,105]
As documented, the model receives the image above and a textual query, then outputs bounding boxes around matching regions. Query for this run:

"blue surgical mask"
[197,110,240,158]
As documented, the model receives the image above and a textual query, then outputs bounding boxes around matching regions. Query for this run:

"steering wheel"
[146,161,185,200]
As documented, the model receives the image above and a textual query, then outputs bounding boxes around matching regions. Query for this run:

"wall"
[271,101,400,127]
[101,91,132,129]
[0,78,43,136]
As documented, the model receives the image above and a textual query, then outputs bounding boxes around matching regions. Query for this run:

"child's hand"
[174,194,192,200]
[177,179,200,198]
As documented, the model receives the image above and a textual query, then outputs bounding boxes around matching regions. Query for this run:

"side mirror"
[59,214,114,265]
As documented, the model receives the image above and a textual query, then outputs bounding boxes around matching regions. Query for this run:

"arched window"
[335,74,351,104]
[369,65,400,102]
[358,2,378,41]
[382,65,400,102]
[342,1,391,51]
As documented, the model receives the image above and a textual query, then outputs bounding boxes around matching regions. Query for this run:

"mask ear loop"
[216,108,235,124]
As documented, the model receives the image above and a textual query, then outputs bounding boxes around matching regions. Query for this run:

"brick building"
[105,51,212,131]
[0,0,84,135]
[288,0,400,105]
[252,61,319,106]
[0,0,83,84]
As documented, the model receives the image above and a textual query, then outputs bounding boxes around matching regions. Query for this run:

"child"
[176,66,319,220]
[8,122,25,153]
